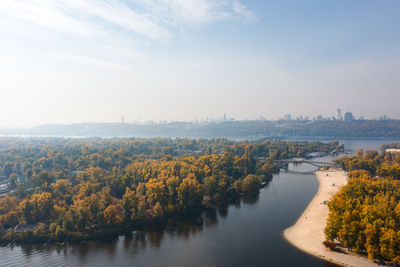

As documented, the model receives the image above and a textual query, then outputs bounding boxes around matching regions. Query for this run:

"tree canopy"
[326,145,400,264]
[0,137,338,243]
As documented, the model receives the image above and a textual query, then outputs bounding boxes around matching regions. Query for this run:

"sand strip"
[284,170,381,267]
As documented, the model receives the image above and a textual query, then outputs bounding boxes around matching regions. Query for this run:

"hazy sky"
[1,0,400,127]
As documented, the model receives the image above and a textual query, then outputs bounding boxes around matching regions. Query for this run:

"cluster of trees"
[325,146,400,264]
[335,148,400,177]
[0,137,338,243]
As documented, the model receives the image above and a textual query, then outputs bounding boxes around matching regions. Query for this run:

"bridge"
[273,158,335,168]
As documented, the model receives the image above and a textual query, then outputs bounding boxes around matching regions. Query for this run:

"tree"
[151,202,164,219]
[356,149,364,158]
[104,203,124,225]
[242,174,260,194]
[347,170,371,179]
[203,176,218,197]
[32,170,53,187]
[177,175,203,210]
[19,199,34,224]
[3,162,13,178]
[8,174,18,189]
[146,178,167,206]
[122,188,138,222]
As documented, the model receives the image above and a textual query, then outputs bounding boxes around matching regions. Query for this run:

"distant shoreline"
[2,119,400,140]
[283,170,382,267]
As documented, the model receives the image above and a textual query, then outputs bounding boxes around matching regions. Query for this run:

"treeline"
[3,120,400,139]
[325,147,400,264]
[0,138,338,181]
[281,120,400,138]
[0,138,339,243]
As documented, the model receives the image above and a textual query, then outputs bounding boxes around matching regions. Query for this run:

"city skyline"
[0,108,395,129]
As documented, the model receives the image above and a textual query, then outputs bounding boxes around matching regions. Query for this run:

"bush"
[323,240,336,250]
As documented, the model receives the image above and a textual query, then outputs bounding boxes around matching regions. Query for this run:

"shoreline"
[283,169,381,267]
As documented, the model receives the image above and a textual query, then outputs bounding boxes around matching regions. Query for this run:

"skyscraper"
[337,109,342,121]
[344,112,354,122]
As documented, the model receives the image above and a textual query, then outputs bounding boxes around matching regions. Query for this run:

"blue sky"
[0,0,399,127]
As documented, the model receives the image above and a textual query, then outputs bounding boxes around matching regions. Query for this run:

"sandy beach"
[284,169,381,267]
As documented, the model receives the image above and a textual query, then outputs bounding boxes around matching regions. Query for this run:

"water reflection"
[10,192,265,265]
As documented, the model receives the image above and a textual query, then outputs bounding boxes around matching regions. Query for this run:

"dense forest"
[2,120,400,139]
[325,146,400,264]
[0,137,339,243]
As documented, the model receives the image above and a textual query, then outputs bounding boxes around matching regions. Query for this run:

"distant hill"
[1,120,400,139]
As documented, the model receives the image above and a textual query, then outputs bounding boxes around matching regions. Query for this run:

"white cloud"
[61,0,170,40]
[0,0,254,41]
[0,0,254,70]
[152,0,233,24]
[1,0,100,39]
[231,0,255,21]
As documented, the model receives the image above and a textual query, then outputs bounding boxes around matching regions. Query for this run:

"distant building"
[379,115,390,120]
[336,109,343,121]
[316,115,323,121]
[284,114,292,121]
[14,224,35,233]
[386,149,400,153]
[0,184,8,193]
[344,112,355,122]
[17,176,25,184]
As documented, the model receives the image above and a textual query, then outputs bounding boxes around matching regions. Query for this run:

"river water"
[1,138,399,267]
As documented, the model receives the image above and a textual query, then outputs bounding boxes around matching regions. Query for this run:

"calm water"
[1,138,399,267]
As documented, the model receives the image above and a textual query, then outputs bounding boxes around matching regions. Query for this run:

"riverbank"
[284,169,382,267]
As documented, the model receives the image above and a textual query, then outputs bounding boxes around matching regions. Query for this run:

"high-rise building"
[284,114,292,120]
[336,109,342,121]
[379,115,389,120]
[344,112,354,122]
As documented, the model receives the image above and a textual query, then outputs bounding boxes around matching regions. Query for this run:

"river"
[0,138,399,267]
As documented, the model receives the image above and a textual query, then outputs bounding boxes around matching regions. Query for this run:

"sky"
[0,0,400,127]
